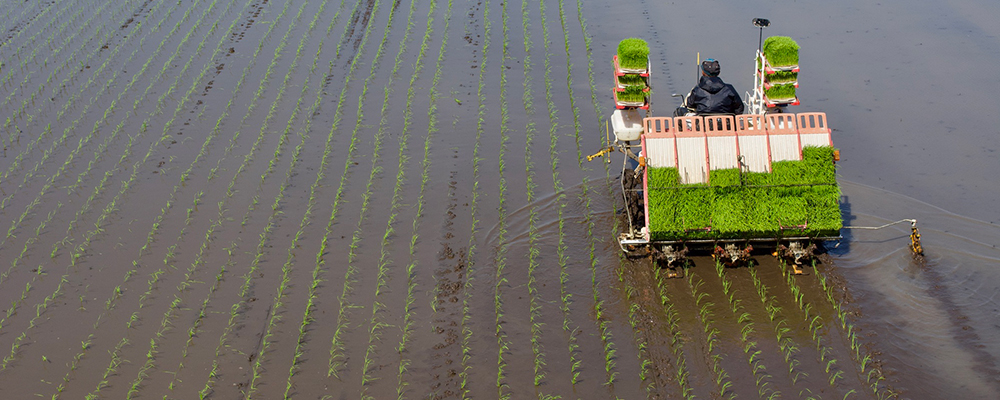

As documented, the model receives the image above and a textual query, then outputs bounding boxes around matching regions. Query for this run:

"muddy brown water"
[0,0,997,399]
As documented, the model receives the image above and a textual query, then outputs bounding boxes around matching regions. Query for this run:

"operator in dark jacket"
[685,59,745,115]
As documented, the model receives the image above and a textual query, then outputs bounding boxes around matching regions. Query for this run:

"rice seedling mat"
[644,146,841,241]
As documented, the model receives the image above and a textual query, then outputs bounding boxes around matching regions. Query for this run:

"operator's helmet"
[701,59,720,77]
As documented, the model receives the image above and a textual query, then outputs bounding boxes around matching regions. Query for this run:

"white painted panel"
[769,134,801,162]
[707,136,738,170]
[645,137,676,168]
[800,132,831,148]
[738,136,771,172]
[677,136,708,184]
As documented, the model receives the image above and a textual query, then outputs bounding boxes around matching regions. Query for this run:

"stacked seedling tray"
[614,38,651,110]
[759,36,800,106]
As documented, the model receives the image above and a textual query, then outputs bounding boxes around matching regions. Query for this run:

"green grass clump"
[617,38,649,70]
[763,36,799,67]
[710,168,741,187]
[617,74,647,87]
[767,71,798,84]
[645,146,840,240]
[616,84,648,103]
[764,84,796,100]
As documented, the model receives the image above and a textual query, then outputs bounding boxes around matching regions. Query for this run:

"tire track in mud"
[186,0,273,125]
[118,0,155,31]
[427,167,466,400]
[616,257,685,399]
[336,0,380,63]
[0,1,57,46]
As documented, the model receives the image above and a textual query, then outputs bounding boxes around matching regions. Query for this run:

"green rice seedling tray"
[617,38,651,71]
[762,36,800,68]
[644,146,840,241]
[613,90,649,109]
[614,74,649,90]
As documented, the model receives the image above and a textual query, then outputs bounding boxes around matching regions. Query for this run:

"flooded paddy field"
[0,0,997,399]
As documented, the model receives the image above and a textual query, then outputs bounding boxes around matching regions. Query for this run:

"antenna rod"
[752,18,770,51]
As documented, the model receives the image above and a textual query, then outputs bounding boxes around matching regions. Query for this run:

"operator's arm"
[733,93,745,114]
[685,87,702,111]
[729,85,745,114]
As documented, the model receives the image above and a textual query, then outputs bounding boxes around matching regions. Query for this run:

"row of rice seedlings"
[119,215,229,399]
[0,0,178,254]
[653,269,696,398]
[221,0,310,230]
[355,1,422,398]
[60,0,226,267]
[44,1,255,394]
[244,130,312,399]
[0,0,88,94]
[0,281,34,332]
[0,205,59,291]
[195,2,330,391]
[0,0,182,203]
[0,276,66,370]
[713,260,780,399]
[0,0,193,353]
[48,264,165,398]
[326,0,399,379]
[70,337,128,397]
[687,271,736,398]
[210,0,360,395]
[579,180,621,389]
[0,0,78,89]
[516,0,552,391]
[776,259,854,393]
[393,1,452,398]
[492,0,516,397]
[1,0,195,259]
[812,260,889,399]
[87,24,250,392]
[197,9,319,396]
[0,0,114,133]
[621,285,656,396]
[564,2,632,389]
[0,1,91,125]
[458,0,493,394]
[0,123,50,195]
[748,264,809,386]
[574,0,604,138]
[0,0,54,50]
[537,0,583,387]
[162,246,236,392]
[0,0,99,69]
[211,1,352,397]
[332,0,367,59]
[554,0,624,390]
[555,0,583,165]
[197,0,344,395]
[45,1,261,392]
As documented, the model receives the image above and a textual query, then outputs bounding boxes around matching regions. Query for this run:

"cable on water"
[842,219,923,256]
